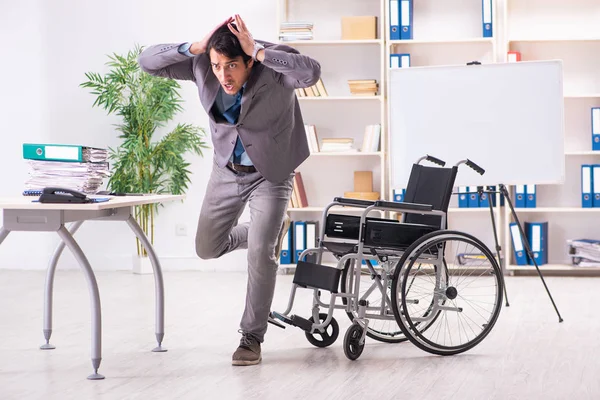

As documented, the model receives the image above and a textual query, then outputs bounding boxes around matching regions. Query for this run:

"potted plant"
[80,45,208,273]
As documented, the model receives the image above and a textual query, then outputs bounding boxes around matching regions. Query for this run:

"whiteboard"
[388,60,565,188]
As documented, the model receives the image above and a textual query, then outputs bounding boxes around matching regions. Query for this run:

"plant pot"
[132,254,154,275]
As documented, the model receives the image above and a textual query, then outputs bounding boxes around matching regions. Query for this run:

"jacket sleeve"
[138,43,201,81]
[259,42,321,89]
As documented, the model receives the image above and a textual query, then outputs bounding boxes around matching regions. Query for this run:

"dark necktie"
[222,90,245,163]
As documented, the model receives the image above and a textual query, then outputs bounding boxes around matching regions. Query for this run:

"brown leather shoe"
[232,333,262,366]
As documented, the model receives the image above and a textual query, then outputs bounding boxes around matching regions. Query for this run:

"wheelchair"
[272,155,504,360]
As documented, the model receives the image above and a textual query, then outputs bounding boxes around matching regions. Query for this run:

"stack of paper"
[320,138,356,153]
[23,143,110,194]
[567,239,600,267]
[348,79,378,96]
[279,22,314,41]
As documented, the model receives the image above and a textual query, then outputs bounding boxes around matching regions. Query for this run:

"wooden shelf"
[508,38,600,43]
[564,93,600,98]
[565,151,600,156]
[280,39,383,45]
[298,96,383,101]
[507,264,600,272]
[511,207,600,213]
[448,207,498,213]
[309,152,382,157]
[389,38,494,45]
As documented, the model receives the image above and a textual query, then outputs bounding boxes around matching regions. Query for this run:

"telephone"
[38,187,92,204]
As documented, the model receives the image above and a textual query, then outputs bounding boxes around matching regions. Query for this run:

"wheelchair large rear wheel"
[392,230,503,356]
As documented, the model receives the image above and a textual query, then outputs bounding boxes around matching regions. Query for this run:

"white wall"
[0,0,277,271]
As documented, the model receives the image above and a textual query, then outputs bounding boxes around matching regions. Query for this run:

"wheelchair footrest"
[293,261,342,293]
[272,311,313,332]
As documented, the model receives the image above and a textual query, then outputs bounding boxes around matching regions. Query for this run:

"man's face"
[209,49,253,95]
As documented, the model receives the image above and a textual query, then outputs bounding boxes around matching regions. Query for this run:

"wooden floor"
[0,269,598,399]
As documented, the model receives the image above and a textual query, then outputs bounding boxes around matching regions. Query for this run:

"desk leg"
[41,221,84,350]
[56,226,105,380]
[0,227,10,245]
[125,216,167,353]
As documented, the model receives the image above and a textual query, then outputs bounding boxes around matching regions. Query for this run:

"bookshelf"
[276,0,387,216]
[276,0,600,275]
[502,0,600,274]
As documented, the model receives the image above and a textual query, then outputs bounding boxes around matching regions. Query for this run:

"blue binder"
[515,185,526,208]
[400,0,413,40]
[390,54,400,68]
[293,221,307,263]
[525,222,548,266]
[525,184,536,208]
[592,107,600,151]
[399,53,411,67]
[393,188,405,202]
[582,165,593,208]
[458,186,469,208]
[593,165,600,207]
[482,0,493,38]
[509,222,528,266]
[389,0,400,40]
[305,221,319,263]
[279,224,293,264]
[468,186,479,207]
[479,187,489,208]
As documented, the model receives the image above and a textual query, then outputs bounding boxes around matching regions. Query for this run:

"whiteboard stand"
[481,184,564,323]
[498,184,563,322]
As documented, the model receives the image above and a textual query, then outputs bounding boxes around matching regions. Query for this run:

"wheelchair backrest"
[402,164,458,228]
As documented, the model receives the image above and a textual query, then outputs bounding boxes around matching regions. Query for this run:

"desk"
[0,194,184,380]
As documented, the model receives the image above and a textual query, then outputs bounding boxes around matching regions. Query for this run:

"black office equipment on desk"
[37,187,110,204]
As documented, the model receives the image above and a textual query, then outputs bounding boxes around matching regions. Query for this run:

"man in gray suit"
[138,14,320,366]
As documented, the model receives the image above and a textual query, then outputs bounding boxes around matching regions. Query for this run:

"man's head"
[206,23,253,95]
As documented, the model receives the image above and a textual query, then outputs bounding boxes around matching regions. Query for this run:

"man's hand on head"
[190,16,234,55]
[227,14,256,57]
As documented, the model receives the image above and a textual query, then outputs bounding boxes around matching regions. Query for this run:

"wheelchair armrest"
[374,200,433,212]
[333,197,376,208]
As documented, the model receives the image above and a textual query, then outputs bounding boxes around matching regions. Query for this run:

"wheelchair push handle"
[457,159,485,175]
[416,154,446,166]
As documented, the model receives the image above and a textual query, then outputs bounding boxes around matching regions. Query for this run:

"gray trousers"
[195,159,293,342]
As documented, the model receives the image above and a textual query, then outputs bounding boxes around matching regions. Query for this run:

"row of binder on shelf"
[514,185,536,208]
[581,165,600,208]
[280,220,319,264]
[390,53,410,68]
[509,221,548,266]
[388,0,492,40]
[458,186,506,208]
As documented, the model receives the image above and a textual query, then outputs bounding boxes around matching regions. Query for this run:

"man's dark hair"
[206,23,251,63]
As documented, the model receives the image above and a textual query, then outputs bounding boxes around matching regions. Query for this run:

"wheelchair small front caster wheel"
[305,313,339,348]
[344,324,365,360]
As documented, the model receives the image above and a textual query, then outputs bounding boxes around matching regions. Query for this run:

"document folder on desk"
[23,143,108,163]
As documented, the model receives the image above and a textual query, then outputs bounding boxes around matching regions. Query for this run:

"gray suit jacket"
[138,40,321,182]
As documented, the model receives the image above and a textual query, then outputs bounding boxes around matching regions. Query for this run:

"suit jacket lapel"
[238,64,263,123]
